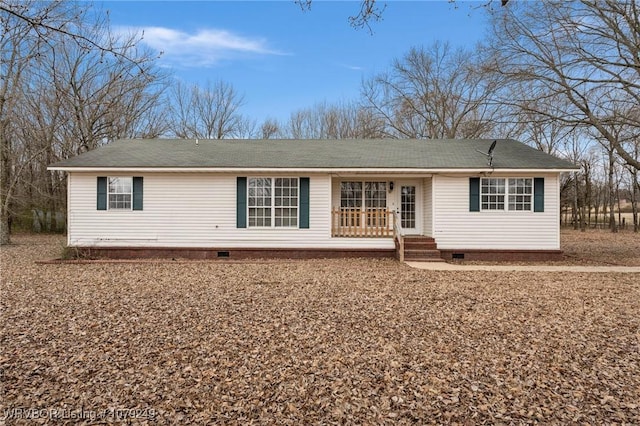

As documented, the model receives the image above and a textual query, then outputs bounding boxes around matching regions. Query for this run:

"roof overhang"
[48,166,579,173]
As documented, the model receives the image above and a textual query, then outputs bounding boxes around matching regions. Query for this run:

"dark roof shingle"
[49,138,577,170]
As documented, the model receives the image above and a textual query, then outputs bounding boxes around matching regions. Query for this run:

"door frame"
[390,179,422,235]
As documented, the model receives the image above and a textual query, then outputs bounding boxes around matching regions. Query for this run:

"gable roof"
[49,138,577,171]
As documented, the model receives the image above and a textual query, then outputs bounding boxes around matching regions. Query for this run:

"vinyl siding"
[422,177,433,237]
[432,173,560,250]
[67,173,393,249]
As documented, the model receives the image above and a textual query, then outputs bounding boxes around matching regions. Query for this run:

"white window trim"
[247,177,299,228]
[480,177,533,212]
[107,176,133,211]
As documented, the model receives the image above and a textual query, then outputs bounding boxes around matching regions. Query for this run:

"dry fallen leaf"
[1,232,638,424]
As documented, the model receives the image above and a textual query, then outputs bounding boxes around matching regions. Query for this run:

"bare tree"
[0,1,166,244]
[294,0,385,32]
[50,36,168,154]
[362,42,502,139]
[260,118,281,139]
[284,101,385,139]
[169,80,248,139]
[485,0,640,171]
[294,0,510,32]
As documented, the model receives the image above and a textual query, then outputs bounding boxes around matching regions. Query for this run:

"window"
[97,176,142,211]
[108,177,132,210]
[340,181,387,227]
[275,178,298,227]
[481,178,505,210]
[481,178,532,211]
[340,182,362,209]
[248,178,298,227]
[365,182,387,209]
[248,178,272,227]
[340,181,387,209]
[508,178,533,211]
[365,182,387,227]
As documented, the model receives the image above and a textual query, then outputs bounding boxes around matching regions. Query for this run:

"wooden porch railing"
[331,208,395,237]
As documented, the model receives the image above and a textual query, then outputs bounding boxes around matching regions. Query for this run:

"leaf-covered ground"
[1,234,639,424]
[561,228,640,266]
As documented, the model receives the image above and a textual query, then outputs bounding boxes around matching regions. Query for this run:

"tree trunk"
[0,209,9,244]
[617,188,622,230]
[632,169,639,233]
[573,173,580,230]
[585,167,592,228]
[1,131,11,245]
[593,187,600,229]
[607,149,618,233]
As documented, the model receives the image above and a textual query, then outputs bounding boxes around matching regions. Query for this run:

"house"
[49,138,577,261]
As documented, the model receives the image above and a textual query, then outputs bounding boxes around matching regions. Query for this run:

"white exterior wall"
[432,173,560,250]
[422,177,433,237]
[68,173,394,249]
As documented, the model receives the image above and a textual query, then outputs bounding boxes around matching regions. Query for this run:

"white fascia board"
[47,166,579,173]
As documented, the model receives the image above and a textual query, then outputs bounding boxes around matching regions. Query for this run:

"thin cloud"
[118,26,286,67]
[340,63,365,71]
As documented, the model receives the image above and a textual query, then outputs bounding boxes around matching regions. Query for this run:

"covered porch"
[329,176,440,261]
[330,176,431,238]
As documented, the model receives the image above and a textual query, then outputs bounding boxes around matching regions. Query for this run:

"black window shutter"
[299,177,310,229]
[237,177,247,228]
[133,177,143,210]
[97,177,107,210]
[534,177,544,212]
[469,177,480,212]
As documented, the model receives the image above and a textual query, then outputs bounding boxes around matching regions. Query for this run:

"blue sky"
[103,1,489,123]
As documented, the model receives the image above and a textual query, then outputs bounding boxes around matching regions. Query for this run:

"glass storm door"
[400,184,418,234]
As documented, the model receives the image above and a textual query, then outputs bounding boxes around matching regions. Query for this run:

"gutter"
[48,167,580,173]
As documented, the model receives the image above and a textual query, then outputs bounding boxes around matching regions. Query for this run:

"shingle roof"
[49,138,577,170]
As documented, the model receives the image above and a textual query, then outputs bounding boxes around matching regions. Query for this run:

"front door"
[396,181,421,235]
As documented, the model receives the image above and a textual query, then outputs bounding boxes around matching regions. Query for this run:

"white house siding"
[67,172,394,249]
[422,177,433,237]
[432,173,560,250]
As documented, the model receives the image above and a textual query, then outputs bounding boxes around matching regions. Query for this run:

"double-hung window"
[508,178,533,211]
[108,177,133,210]
[481,178,532,211]
[248,178,298,227]
[481,178,506,210]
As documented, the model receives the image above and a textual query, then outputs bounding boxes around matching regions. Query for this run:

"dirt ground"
[1,233,639,424]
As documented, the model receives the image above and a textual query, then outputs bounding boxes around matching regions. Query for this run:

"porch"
[330,207,441,261]
[329,177,441,261]
[329,177,431,238]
